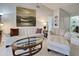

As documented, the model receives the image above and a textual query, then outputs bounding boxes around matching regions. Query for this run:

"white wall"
[36,4,53,27]
[48,8,70,35]
[0,3,53,35]
[59,8,70,32]
[0,4,16,34]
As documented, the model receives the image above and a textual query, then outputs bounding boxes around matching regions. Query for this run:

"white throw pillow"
[64,32,71,40]
[59,29,65,36]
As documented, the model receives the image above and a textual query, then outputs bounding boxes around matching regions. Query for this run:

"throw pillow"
[64,32,71,40]
[10,28,19,36]
[36,28,42,33]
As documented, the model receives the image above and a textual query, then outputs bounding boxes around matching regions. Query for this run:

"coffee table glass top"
[13,37,43,47]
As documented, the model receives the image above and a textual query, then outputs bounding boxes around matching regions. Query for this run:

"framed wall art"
[16,7,36,27]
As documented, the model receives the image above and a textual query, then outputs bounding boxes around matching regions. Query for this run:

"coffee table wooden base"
[12,42,42,56]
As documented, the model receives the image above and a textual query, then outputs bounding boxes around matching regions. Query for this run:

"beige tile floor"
[34,39,64,56]
[0,39,64,56]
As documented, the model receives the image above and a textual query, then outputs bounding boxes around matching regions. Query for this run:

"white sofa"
[4,27,43,45]
[19,27,43,37]
[47,32,70,55]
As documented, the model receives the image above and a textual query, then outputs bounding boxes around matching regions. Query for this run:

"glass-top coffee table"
[11,36,43,56]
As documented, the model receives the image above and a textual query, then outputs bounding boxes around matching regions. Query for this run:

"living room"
[0,3,79,56]
[0,3,53,56]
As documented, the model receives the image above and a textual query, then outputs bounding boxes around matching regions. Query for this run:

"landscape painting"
[16,7,36,27]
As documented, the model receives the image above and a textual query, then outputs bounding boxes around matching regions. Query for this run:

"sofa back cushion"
[19,27,38,36]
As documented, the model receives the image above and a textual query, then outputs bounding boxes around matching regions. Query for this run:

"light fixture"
[0,13,3,15]
[43,22,47,26]
[0,23,3,26]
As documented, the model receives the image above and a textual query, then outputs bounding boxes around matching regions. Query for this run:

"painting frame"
[16,7,36,27]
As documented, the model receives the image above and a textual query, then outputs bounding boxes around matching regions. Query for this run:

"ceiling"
[0,3,79,16]
[15,3,79,16]
[43,3,79,16]
[14,3,79,16]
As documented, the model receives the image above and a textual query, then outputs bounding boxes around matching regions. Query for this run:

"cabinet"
[0,31,2,44]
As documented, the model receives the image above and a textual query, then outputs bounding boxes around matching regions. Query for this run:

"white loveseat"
[47,31,70,55]
[5,27,43,45]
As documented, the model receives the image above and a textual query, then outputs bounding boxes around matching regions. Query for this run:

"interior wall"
[48,8,60,35]
[59,8,70,32]
[0,4,16,34]
[36,4,53,27]
[48,8,70,35]
[0,3,53,35]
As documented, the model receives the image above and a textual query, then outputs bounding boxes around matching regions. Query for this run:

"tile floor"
[0,39,64,56]
[34,39,64,56]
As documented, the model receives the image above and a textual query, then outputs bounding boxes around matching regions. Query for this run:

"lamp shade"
[0,23,3,31]
[0,23,3,26]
